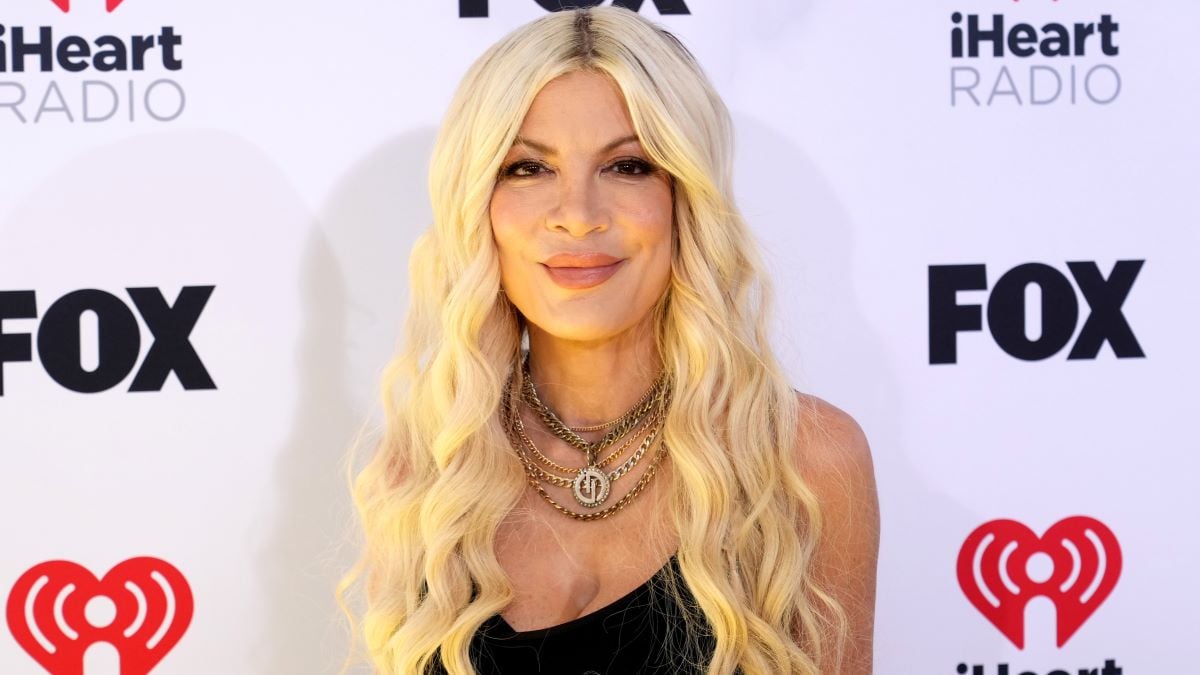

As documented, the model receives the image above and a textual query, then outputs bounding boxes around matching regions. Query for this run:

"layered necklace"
[500,351,672,521]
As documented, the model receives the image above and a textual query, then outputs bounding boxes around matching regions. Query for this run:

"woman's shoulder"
[790,390,873,475]
[789,390,880,672]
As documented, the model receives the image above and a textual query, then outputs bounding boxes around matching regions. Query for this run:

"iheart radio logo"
[957,516,1121,648]
[6,557,193,674]
[48,0,127,12]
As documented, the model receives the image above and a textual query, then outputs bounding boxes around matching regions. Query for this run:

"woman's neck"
[523,321,663,428]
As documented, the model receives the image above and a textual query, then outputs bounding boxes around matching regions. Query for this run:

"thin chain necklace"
[514,399,664,488]
[519,351,666,456]
[501,364,671,519]
[518,350,668,504]
[518,397,658,474]
[563,370,664,432]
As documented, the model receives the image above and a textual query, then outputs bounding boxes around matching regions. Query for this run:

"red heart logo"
[48,0,127,12]
[956,516,1121,648]
[6,557,193,674]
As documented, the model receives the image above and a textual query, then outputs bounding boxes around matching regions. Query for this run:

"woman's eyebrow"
[512,134,640,156]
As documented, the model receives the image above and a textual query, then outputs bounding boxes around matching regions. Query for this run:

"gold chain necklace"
[513,399,664,489]
[562,366,665,432]
[517,398,659,475]
[501,366,671,519]
[519,351,666,456]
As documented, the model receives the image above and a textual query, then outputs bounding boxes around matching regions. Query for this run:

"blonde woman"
[339,6,879,674]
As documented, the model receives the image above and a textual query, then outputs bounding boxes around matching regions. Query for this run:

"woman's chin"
[527,315,637,344]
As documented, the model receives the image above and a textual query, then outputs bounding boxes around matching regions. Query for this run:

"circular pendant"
[573,466,611,508]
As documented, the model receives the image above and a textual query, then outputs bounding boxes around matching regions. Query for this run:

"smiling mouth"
[541,260,625,289]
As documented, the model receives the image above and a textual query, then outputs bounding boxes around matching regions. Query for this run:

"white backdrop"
[2,1,1196,673]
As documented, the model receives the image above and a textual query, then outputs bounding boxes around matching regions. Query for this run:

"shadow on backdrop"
[730,112,999,667]
[257,128,436,675]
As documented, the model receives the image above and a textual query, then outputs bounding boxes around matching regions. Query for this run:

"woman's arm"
[794,392,881,674]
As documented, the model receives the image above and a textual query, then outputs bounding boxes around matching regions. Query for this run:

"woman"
[339,6,879,674]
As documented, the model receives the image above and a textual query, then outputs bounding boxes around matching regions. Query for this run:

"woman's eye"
[500,158,655,179]
[502,161,548,178]
[611,159,654,175]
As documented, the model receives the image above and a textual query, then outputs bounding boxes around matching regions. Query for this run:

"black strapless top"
[429,555,717,674]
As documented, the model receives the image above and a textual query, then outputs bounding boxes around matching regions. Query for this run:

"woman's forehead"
[512,71,639,153]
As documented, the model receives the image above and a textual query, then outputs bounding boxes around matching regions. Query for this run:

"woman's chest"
[492,469,678,632]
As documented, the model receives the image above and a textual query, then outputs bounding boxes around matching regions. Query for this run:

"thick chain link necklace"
[519,399,659,475]
[514,399,663,493]
[501,354,672,520]
[519,351,667,456]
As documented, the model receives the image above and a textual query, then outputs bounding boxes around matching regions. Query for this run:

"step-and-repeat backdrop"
[2,1,1196,673]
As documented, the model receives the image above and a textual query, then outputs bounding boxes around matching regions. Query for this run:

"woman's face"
[490,69,674,344]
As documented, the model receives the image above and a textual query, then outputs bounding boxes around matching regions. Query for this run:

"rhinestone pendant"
[573,465,611,508]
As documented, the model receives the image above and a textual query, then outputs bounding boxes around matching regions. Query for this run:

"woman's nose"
[545,171,607,237]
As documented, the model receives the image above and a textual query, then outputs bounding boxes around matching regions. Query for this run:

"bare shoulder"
[791,391,879,674]
[789,391,878,563]
[791,391,875,484]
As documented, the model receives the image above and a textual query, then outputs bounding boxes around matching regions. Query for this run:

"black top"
[429,555,717,674]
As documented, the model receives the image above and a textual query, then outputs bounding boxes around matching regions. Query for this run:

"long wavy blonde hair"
[336,6,846,674]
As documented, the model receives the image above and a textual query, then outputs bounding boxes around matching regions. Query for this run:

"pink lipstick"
[541,252,626,290]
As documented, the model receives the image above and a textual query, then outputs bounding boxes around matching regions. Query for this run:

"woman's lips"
[541,260,625,289]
